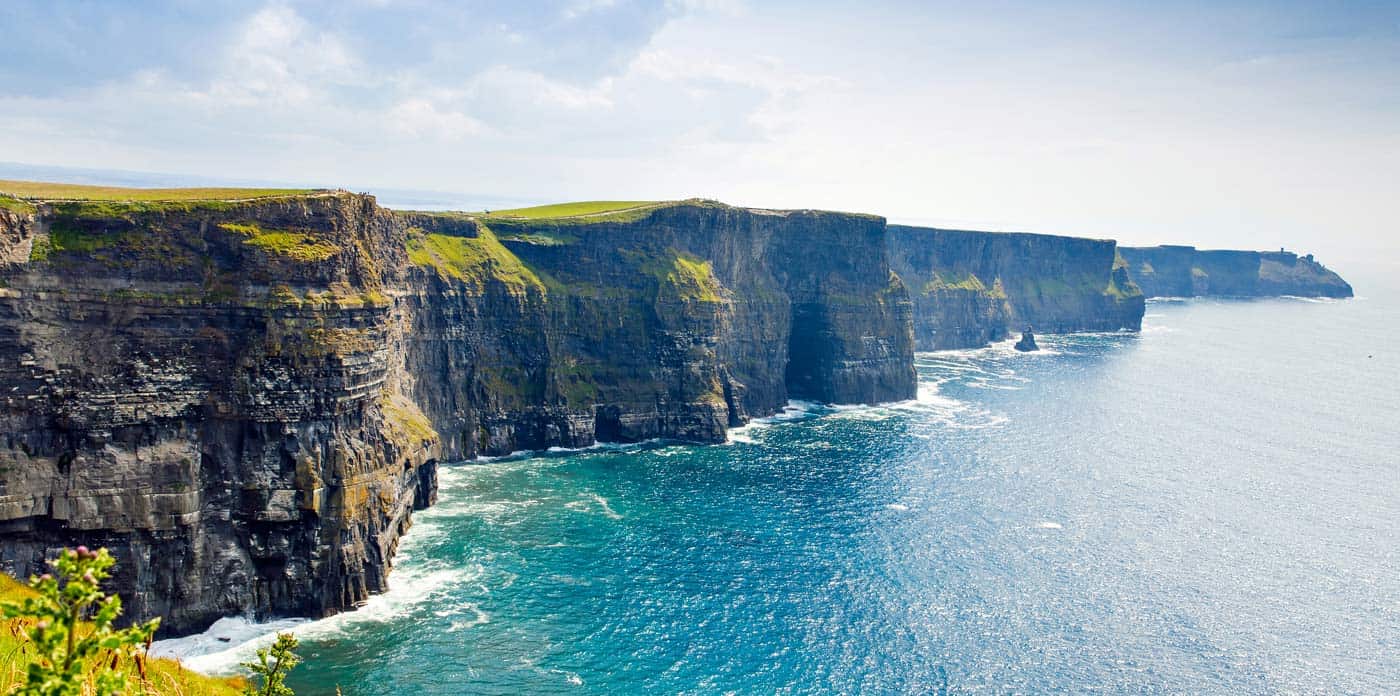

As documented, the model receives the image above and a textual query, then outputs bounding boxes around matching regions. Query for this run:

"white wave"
[151,557,477,674]
[913,340,1010,359]
[472,448,533,463]
[1036,521,1063,529]
[726,400,825,443]
[149,616,309,663]
[887,503,910,511]
[545,438,664,455]
[429,497,542,522]
[446,603,491,632]
[470,438,665,463]
[565,493,623,520]
[726,426,759,444]
[551,670,584,686]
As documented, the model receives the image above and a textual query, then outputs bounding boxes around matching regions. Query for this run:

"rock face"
[887,226,1145,350]
[399,202,916,459]
[1120,246,1353,298]
[0,194,914,634]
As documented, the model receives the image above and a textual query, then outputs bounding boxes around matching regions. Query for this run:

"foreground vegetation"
[0,180,318,202]
[1,553,247,696]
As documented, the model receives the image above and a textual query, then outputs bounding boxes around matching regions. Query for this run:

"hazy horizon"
[4,1,1397,266]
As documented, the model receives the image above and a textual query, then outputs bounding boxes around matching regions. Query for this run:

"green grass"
[1104,275,1133,299]
[220,222,341,262]
[0,194,36,214]
[482,201,658,219]
[380,392,439,446]
[0,179,317,202]
[1,574,245,696]
[922,271,987,294]
[407,226,545,294]
[630,248,727,302]
[661,253,726,302]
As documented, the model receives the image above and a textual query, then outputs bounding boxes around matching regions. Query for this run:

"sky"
[2,0,1398,265]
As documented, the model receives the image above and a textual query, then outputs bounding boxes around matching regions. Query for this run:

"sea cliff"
[1120,246,1353,298]
[887,225,1144,350]
[0,183,1354,639]
[0,191,914,634]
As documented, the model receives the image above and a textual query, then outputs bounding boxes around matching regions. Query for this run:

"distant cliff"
[1120,246,1353,298]
[0,192,914,635]
[887,226,1144,350]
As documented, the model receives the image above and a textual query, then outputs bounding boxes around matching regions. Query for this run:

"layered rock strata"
[887,225,1144,350]
[1120,246,1353,298]
[0,194,914,634]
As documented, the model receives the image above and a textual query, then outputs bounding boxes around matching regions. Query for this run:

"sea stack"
[1014,329,1039,352]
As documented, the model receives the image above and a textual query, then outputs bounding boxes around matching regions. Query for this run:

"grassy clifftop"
[481,200,660,219]
[0,179,319,202]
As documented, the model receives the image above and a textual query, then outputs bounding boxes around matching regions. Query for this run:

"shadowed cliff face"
[0,194,437,635]
[1121,246,1353,298]
[0,195,914,634]
[400,203,916,460]
[887,225,1145,350]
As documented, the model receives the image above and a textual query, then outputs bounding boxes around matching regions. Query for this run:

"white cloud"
[208,4,359,106]
[1,1,1395,265]
[388,99,488,140]
[468,65,616,111]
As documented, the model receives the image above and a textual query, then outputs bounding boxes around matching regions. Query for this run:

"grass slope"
[0,179,317,202]
[220,222,342,262]
[0,574,244,696]
[483,200,659,219]
[407,226,545,293]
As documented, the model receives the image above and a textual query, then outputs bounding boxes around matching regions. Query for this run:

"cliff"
[0,190,914,635]
[887,225,1144,350]
[1120,246,1353,298]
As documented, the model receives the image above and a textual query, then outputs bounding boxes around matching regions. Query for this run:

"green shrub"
[242,633,301,696]
[0,547,160,696]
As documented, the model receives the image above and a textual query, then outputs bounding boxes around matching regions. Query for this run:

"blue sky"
[3,1,1397,262]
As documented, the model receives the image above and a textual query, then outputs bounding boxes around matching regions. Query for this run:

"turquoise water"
[167,287,1400,693]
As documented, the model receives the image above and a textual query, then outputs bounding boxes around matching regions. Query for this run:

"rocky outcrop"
[887,225,1144,350]
[0,193,914,635]
[1120,246,1353,298]
[1014,330,1038,352]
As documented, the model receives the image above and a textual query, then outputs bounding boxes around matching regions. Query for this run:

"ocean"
[155,279,1400,694]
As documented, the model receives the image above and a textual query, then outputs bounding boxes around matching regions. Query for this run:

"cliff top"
[2,182,886,226]
[888,223,1115,245]
[411,198,883,229]
[0,179,326,203]
[481,200,662,219]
